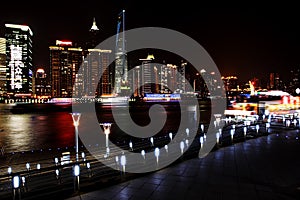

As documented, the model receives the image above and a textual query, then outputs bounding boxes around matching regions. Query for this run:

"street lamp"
[100,123,112,149]
[71,112,81,162]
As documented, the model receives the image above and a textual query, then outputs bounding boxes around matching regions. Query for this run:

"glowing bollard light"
[55,169,60,182]
[36,163,41,170]
[200,124,204,133]
[169,132,173,141]
[164,145,168,154]
[243,127,247,137]
[8,166,12,175]
[86,162,92,178]
[180,141,185,154]
[154,147,160,166]
[216,132,220,145]
[12,175,21,200]
[129,141,133,151]
[286,120,291,127]
[199,137,204,148]
[293,119,297,127]
[54,157,59,166]
[141,150,145,160]
[120,154,126,174]
[256,124,259,134]
[232,124,236,129]
[73,164,80,191]
[81,152,85,160]
[266,123,270,133]
[150,137,154,146]
[185,139,189,147]
[21,176,27,192]
[115,156,119,170]
[186,128,190,137]
[26,163,30,171]
[230,129,234,143]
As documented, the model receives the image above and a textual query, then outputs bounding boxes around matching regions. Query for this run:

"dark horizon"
[0,2,299,84]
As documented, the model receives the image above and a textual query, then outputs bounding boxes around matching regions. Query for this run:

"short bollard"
[73,165,80,191]
[12,174,21,200]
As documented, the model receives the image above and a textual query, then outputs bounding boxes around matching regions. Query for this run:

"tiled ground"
[66,128,300,200]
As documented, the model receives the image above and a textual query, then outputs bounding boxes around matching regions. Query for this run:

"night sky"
[0,1,299,84]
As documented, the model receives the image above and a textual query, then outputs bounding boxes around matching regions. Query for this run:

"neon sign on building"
[8,45,24,89]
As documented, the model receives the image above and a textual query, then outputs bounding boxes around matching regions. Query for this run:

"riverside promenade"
[0,118,300,200]
[66,127,300,200]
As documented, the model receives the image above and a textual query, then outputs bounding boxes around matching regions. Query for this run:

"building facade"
[50,40,83,97]
[83,49,112,97]
[5,24,33,96]
[115,10,128,95]
[0,38,6,96]
[33,68,51,98]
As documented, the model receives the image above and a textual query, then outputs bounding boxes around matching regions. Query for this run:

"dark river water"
[0,102,212,153]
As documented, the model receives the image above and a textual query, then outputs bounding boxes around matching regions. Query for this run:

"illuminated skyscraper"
[139,54,158,95]
[115,10,128,95]
[5,24,33,95]
[0,38,6,96]
[84,49,112,96]
[49,40,83,97]
[82,18,113,97]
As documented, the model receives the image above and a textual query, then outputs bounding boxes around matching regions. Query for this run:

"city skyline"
[0,3,299,84]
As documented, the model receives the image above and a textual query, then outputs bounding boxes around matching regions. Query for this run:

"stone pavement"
[65,128,300,200]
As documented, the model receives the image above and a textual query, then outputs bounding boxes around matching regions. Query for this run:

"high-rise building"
[81,18,113,97]
[139,54,157,95]
[177,61,187,93]
[83,49,112,97]
[160,62,169,93]
[115,10,128,95]
[0,38,6,96]
[5,24,33,96]
[167,64,178,92]
[49,40,83,97]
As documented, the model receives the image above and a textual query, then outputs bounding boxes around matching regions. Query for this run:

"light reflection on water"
[0,103,210,153]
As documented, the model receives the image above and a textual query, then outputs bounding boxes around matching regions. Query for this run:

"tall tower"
[87,17,100,50]
[115,9,128,95]
[5,24,33,95]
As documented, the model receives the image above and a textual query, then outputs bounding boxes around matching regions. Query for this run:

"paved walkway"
[65,128,300,200]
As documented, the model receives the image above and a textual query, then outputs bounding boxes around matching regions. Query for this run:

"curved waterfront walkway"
[65,127,300,200]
